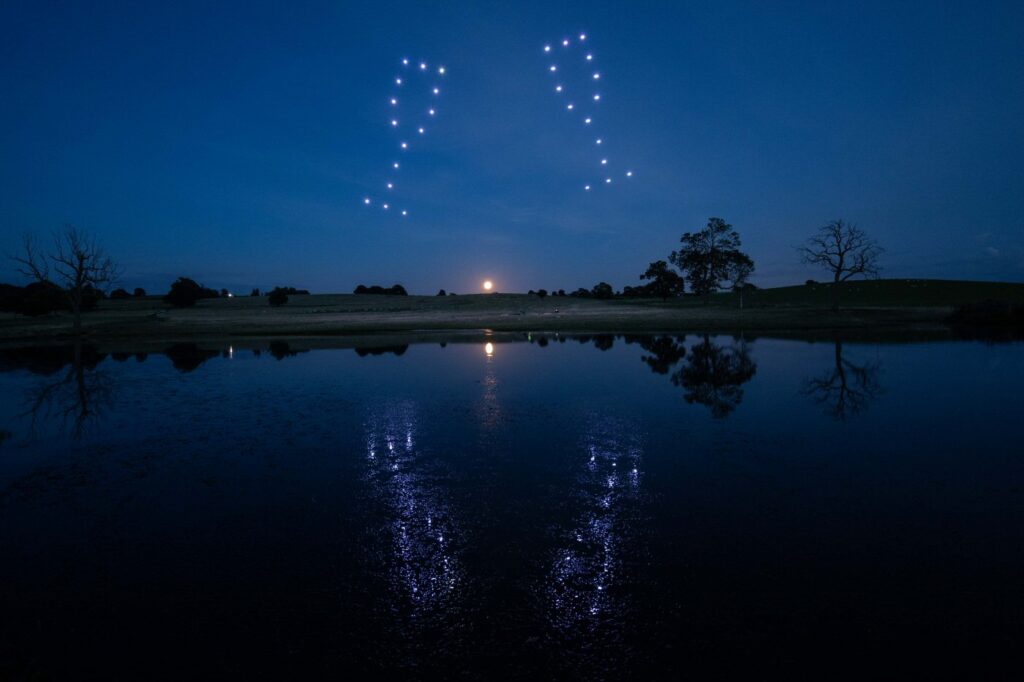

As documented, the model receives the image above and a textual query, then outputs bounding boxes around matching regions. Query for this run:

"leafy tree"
[437,289,446,296]
[133,287,147,297]
[722,254,755,308]
[11,226,120,334]
[669,217,753,301]
[164,277,219,307]
[639,260,685,300]
[110,288,131,300]
[798,219,883,310]
[674,335,757,418]
[536,288,548,300]
[268,287,289,306]
[591,282,614,299]
[250,288,261,297]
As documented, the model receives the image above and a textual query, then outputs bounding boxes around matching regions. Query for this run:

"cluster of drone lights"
[544,33,634,191]
[362,58,446,217]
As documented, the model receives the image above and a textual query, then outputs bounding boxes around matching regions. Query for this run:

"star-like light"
[438,66,446,75]
[396,77,402,85]
[555,85,563,92]
[401,210,408,216]
[428,108,435,115]
[593,72,600,79]
[393,162,400,169]
[584,117,592,124]
[584,184,591,190]
[419,62,427,70]
[402,58,409,66]
[593,94,601,101]
[400,141,408,149]
[390,98,397,105]
[562,39,570,46]
[626,171,633,177]
[567,103,574,110]
[596,138,603,144]
[383,203,389,209]
[432,87,439,95]
[544,45,552,52]
[550,65,557,72]
[391,119,398,126]
[387,182,393,189]
[586,53,593,61]
[418,127,425,134]
[605,178,612,183]
[364,197,371,205]
[579,33,587,40]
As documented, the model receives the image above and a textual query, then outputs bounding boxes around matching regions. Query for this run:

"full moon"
[482,280,494,291]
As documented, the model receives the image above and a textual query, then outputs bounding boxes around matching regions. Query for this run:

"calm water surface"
[1,334,1022,678]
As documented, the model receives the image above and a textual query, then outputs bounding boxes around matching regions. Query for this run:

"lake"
[1,333,1021,678]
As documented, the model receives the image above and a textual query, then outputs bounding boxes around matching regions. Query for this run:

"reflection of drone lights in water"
[484,342,494,356]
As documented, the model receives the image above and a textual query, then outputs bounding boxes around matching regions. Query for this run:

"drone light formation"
[543,32,635,192]
[363,56,447,218]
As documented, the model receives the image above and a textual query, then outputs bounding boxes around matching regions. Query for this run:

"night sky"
[2,1,1022,294]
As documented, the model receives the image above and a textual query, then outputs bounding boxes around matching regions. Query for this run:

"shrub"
[536,289,548,300]
[110,288,131,300]
[164,277,219,308]
[591,282,614,300]
[437,289,447,296]
[133,287,146,297]
[354,283,408,296]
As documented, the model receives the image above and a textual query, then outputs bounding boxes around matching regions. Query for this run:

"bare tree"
[801,339,883,421]
[11,225,120,334]
[798,219,883,310]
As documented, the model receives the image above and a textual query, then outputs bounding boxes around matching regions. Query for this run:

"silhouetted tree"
[802,340,882,420]
[250,288,261,297]
[629,335,687,374]
[11,226,120,334]
[722,255,755,308]
[669,218,752,301]
[673,335,757,418]
[537,288,548,300]
[591,282,614,299]
[639,260,685,300]
[164,343,219,372]
[133,287,147,297]
[268,287,289,306]
[558,289,566,296]
[437,289,447,296]
[798,219,883,310]
[592,334,614,351]
[109,288,131,300]
[164,277,218,307]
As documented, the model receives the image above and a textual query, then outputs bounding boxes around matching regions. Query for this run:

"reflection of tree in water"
[673,335,757,418]
[624,334,687,374]
[163,343,220,373]
[802,339,883,420]
[14,344,115,438]
[546,417,644,655]
[363,402,462,626]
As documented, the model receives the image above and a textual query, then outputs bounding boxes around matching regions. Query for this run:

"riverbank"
[1,280,1020,342]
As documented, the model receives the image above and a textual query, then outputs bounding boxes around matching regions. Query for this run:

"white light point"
[584,117,592,124]
[401,210,408,216]
[393,162,400,169]
[605,177,612,183]
[593,94,601,101]
[418,127,424,134]
[438,66,446,75]
[544,45,551,53]
[363,197,371,205]
[400,141,408,149]
[555,85,563,93]
[387,182,393,189]
[593,72,600,80]
[432,87,439,95]
[550,65,557,72]
[596,138,603,144]
[383,203,389,210]
[390,119,398,127]
[396,77,402,85]
[428,108,435,116]
[567,103,574,110]
[584,184,591,191]
[562,39,569,47]
[601,158,607,165]
[402,58,409,66]
[626,170,633,177]
[586,54,593,61]
[419,62,427,70]
[390,98,397,106]
[579,33,587,41]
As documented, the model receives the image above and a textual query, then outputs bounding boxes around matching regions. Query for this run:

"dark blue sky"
[2,0,1022,294]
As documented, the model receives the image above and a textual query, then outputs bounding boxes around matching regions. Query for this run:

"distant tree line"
[353,284,408,296]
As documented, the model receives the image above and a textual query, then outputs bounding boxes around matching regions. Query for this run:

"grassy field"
[1,279,1021,341]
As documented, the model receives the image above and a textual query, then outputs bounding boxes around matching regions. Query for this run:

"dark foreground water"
[0,333,1022,679]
